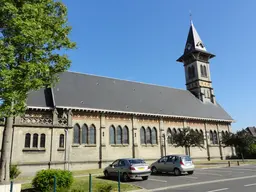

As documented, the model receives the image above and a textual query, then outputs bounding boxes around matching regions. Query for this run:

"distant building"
[246,127,256,137]
[0,21,233,176]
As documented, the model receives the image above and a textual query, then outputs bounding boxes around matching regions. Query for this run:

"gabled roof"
[26,71,233,122]
[246,127,256,137]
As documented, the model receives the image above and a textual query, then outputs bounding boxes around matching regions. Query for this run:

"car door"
[157,156,168,172]
[116,160,127,176]
[165,155,176,172]
[109,160,120,177]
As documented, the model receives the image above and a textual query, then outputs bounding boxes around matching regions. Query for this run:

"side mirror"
[109,164,113,167]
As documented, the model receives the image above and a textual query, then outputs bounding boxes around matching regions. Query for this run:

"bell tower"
[177,21,216,104]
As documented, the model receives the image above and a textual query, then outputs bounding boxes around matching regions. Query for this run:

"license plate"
[138,167,145,170]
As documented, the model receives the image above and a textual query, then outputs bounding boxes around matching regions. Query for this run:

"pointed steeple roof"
[184,21,207,54]
[177,21,215,62]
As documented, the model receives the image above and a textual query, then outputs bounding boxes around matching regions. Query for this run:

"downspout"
[132,116,135,158]
[64,129,68,170]
[204,122,210,161]
[216,123,223,160]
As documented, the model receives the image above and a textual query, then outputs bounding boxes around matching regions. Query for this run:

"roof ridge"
[66,70,188,92]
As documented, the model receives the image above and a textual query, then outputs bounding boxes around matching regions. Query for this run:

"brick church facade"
[0,22,234,176]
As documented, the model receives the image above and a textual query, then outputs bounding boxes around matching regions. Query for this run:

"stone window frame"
[23,132,46,152]
[200,65,208,77]
[59,134,65,148]
[72,123,97,147]
[140,126,158,146]
[109,125,129,146]
[188,65,195,79]
[209,130,218,145]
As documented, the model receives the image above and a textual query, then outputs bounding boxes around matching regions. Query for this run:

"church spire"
[176,20,216,104]
[177,21,215,62]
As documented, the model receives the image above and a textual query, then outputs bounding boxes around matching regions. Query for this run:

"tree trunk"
[0,116,13,183]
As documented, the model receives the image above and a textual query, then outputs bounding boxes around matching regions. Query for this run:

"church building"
[0,22,234,175]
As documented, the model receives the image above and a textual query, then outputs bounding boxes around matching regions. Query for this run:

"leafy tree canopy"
[172,127,205,149]
[222,129,255,150]
[0,0,76,117]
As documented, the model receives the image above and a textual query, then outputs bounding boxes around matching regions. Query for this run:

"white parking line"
[183,176,198,179]
[195,172,222,176]
[244,183,256,187]
[148,178,167,183]
[202,170,233,173]
[206,188,229,192]
[150,174,256,192]
[225,168,256,171]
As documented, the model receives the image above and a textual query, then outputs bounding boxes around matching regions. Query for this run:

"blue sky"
[62,0,256,131]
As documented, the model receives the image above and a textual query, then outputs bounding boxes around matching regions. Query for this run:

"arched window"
[203,66,207,77]
[33,133,38,148]
[177,128,182,133]
[59,134,65,148]
[167,128,172,144]
[116,126,122,144]
[213,130,218,144]
[152,127,157,144]
[123,126,129,144]
[109,125,115,144]
[200,129,204,144]
[200,65,204,76]
[82,124,88,144]
[24,133,31,148]
[89,124,96,144]
[188,67,192,79]
[191,66,195,78]
[140,127,146,144]
[173,128,177,135]
[209,130,213,144]
[221,131,225,140]
[40,134,46,148]
[73,124,80,144]
[146,127,152,144]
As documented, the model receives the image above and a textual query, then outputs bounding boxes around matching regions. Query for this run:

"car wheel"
[151,166,158,174]
[122,173,130,182]
[104,170,109,178]
[174,168,181,176]
[142,176,148,180]
[187,171,194,175]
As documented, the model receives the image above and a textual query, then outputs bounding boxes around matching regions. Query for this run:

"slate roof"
[177,22,215,62]
[246,127,256,137]
[26,71,233,122]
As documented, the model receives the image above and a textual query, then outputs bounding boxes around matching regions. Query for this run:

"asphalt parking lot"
[131,165,256,192]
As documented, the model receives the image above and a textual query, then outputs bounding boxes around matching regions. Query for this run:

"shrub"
[32,169,74,192]
[95,183,113,192]
[10,164,21,180]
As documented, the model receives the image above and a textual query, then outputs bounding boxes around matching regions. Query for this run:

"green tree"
[0,0,76,183]
[222,129,256,160]
[172,127,205,156]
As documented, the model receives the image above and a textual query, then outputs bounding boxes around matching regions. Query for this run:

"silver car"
[150,154,195,176]
[103,158,151,182]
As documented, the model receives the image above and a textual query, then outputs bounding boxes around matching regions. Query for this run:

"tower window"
[201,65,207,77]
[188,66,195,79]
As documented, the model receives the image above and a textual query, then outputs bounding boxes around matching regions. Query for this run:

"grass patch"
[21,176,141,192]
[72,169,103,176]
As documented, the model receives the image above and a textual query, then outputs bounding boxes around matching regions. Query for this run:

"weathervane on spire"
[189,10,193,25]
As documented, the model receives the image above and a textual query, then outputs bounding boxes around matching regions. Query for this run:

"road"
[131,164,256,192]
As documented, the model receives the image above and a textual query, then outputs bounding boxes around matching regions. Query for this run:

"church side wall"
[164,120,185,156]
[0,110,233,176]
[187,120,208,158]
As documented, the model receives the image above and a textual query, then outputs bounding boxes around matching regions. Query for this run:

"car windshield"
[182,156,192,161]
[128,159,145,164]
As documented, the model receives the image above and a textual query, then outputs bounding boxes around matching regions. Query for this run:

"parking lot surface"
[131,165,256,192]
